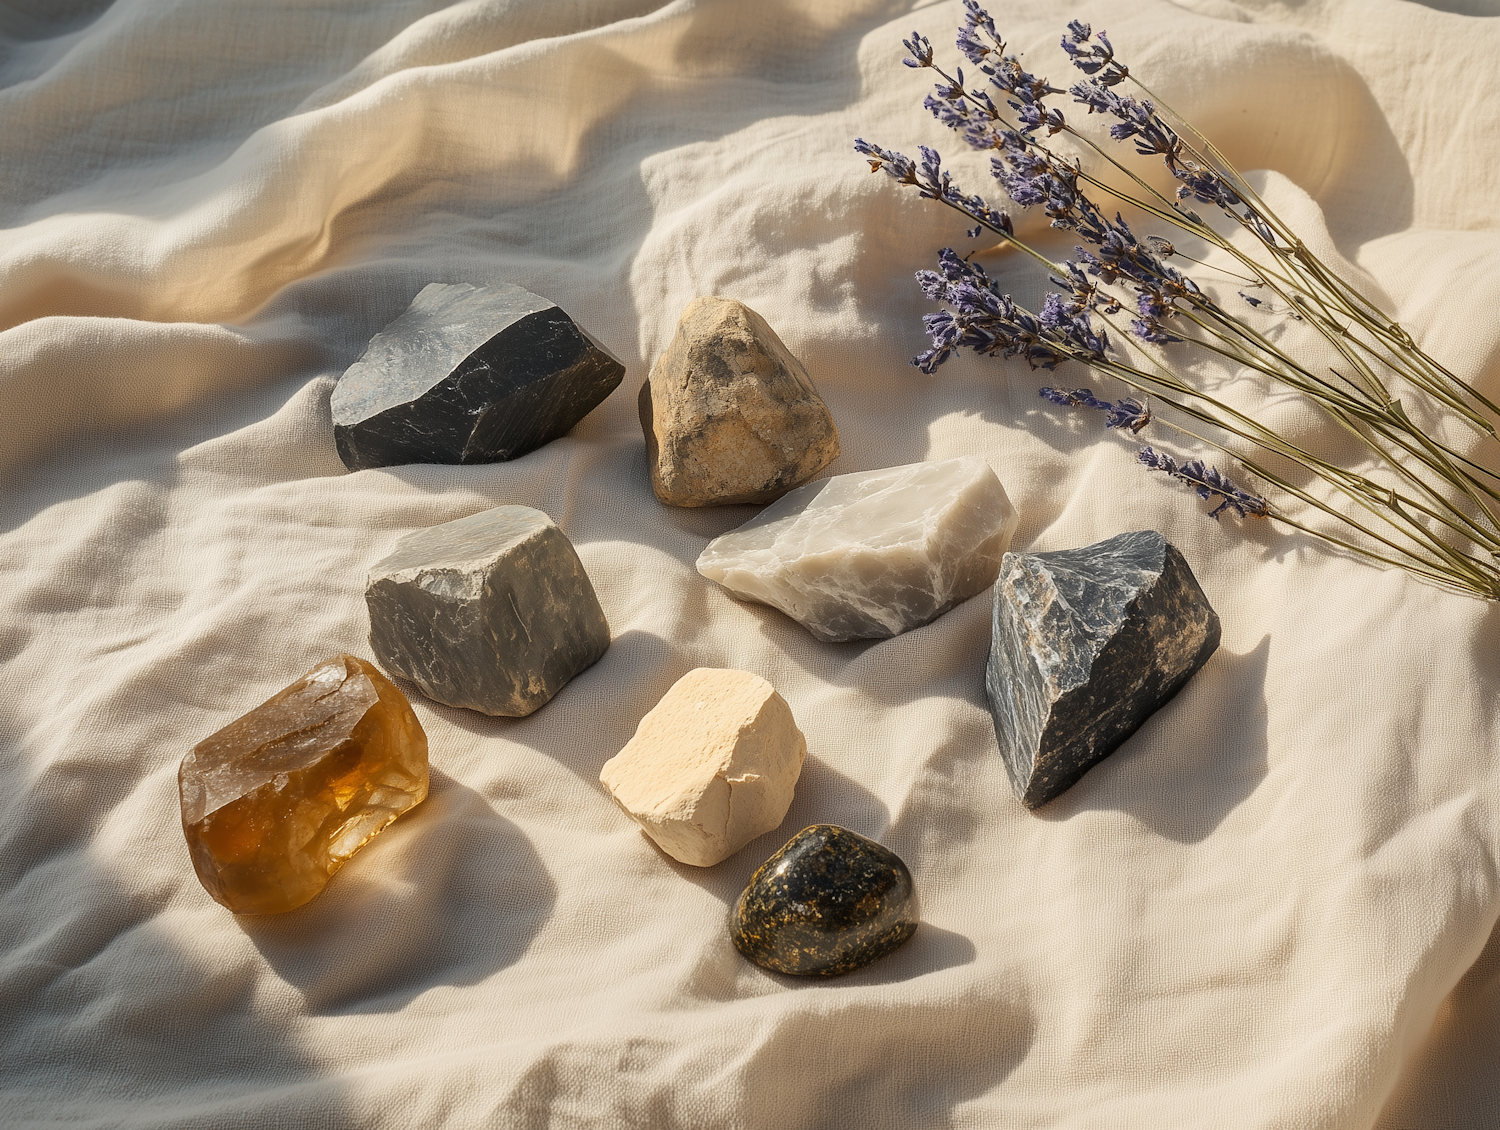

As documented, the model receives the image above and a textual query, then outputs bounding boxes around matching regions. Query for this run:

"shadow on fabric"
[1374,907,1500,1127]
[1401,0,1500,13]
[0,714,374,1129]
[237,769,556,1016]
[1035,634,1273,844]
[0,0,114,42]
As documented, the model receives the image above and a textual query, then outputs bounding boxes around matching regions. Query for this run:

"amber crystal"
[179,654,429,914]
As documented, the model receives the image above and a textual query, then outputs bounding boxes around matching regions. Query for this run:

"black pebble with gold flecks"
[731,825,919,976]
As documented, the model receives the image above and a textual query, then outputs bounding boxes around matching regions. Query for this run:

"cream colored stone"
[599,668,806,866]
[696,456,1020,643]
[639,296,840,507]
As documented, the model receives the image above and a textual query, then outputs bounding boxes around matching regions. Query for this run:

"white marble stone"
[600,668,806,867]
[696,456,1019,643]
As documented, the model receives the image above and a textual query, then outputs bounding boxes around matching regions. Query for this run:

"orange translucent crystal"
[179,654,429,914]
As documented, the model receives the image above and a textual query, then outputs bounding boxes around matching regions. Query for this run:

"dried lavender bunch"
[856,2,1500,599]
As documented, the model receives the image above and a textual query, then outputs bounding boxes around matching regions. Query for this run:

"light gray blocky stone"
[366,505,610,716]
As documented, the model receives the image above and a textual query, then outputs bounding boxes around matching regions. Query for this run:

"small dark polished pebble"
[731,824,919,977]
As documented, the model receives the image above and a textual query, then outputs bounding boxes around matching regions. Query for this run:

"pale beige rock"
[599,668,807,867]
[696,456,1020,643]
[639,296,840,507]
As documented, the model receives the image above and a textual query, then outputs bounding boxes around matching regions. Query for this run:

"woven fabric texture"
[3,0,1499,1126]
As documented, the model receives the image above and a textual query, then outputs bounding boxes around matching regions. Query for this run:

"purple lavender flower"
[1064,19,1092,44]
[954,0,1002,69]
[1068,213,1203,334]
[951,3,1063,126]
[1049,259,1120,315]
[1103,397,1152,432]
[991,130,1086,227]
[955,0,1003,70]
[913,248,1105,374]
[1130,316,1184,345]
[1070,81,1180,161]
[1017,102,1067,135]
[854,138,916,183]
[1246,212,1278,246]
[1059,20,1128,85]
[854,138,1015,236]
[994,55,1062,112]
[1038,292,1109,356]
[1039,386,1152,432]
[922,81,1005,151]
[902,31,935,68]
[1137,447,1270,519]
[962,0,1000,44]
[1136,289,1170,322]
[918,145,945,191]
[1174,164,1242,209]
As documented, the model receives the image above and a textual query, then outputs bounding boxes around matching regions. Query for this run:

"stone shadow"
[1033,634,1272,844]
[416,627,679,782]
[705,576,998,707]
[238,769,555,1016]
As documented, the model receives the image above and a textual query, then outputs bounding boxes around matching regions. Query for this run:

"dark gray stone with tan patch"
[333,283,625,472]
[986,529,1220,809]
[366,505,610,717]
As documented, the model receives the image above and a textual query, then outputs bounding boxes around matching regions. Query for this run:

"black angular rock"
[731,825,918,977]
[366,505,610,717]
[986,529,1220,809]
[332,283,625,472]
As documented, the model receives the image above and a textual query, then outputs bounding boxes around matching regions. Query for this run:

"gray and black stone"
[731,825,919,977]
[332,283,625,472]
[366,505,611,717]
[986,529,1220,809]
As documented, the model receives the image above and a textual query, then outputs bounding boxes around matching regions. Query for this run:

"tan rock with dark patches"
[639,297,840,507]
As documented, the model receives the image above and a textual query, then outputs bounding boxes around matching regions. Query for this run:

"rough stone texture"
[366,505,610,717]
[639,296,840,507]
[732,824,919,977]
[987,529,1221,809]
[599,668,805,866]
[332,282,625,472]
[179,655,429,915]
[696,456,1020,643]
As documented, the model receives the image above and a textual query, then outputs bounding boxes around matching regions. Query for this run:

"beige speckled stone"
[599,668,806,867]
[639,297,840,507]
[696,456,1020,643]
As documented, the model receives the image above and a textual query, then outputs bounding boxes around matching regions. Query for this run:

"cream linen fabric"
[4,0,1500,1126]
